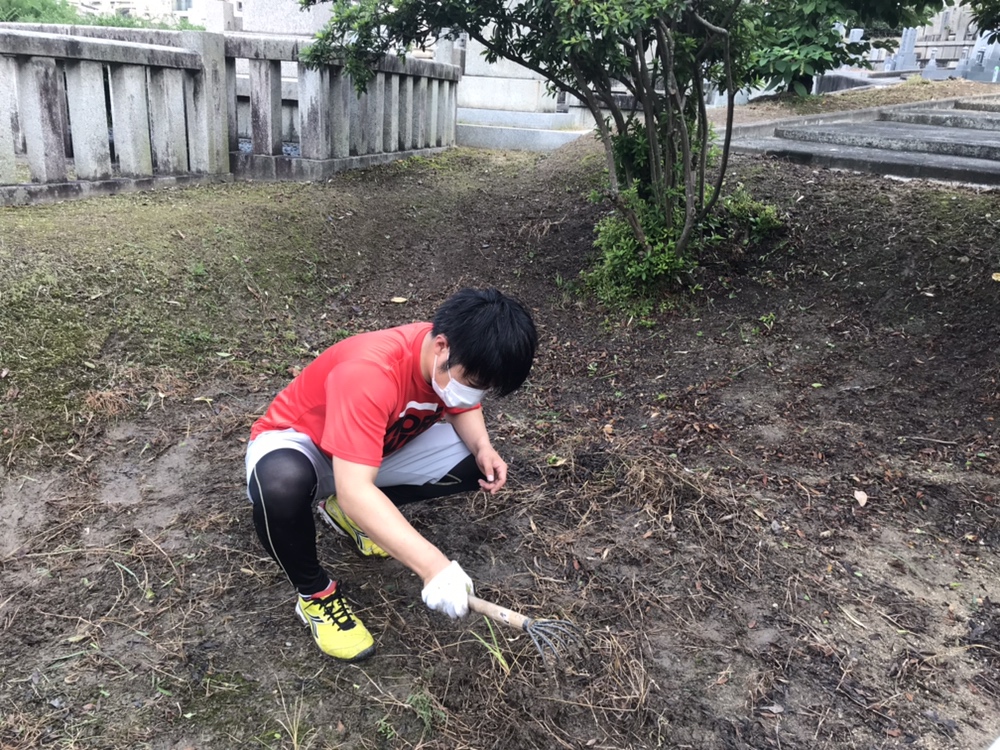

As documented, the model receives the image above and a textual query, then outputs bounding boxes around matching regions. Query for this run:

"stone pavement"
[730,93,1000,186]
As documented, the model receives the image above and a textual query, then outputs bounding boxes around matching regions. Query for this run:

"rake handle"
[468,595,533,632]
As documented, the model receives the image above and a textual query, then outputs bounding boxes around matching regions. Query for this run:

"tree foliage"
[0,0,201,27]
[302,0,758,300]
[0,0,79,23]
[966,0,1000,43]
[747,0,945,95]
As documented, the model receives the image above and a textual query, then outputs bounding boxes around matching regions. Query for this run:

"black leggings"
[247,449,484,595]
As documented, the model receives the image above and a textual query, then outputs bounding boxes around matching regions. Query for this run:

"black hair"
[431,288,537,398]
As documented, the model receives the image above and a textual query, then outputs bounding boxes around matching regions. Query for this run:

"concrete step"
[731,136,1000,186]
[880,108,1000,130]
[773,121,1000,161]
[456,122,591,152]
[955,97,1000,113]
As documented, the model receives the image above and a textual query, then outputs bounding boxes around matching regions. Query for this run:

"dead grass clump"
[82,389,133,418]
[0,704,49,750]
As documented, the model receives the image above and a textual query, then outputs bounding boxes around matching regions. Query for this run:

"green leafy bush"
[585,186,692,306]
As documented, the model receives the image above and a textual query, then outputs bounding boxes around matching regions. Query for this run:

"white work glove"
[421,561,474,619]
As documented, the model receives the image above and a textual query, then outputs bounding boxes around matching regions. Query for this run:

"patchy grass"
[0,182,373,446]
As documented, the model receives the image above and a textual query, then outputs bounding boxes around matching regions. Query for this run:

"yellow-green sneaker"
[318,497,389,558]
[295,582,375,662]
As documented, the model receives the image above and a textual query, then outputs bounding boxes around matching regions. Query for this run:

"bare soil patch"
[1,84,999,750]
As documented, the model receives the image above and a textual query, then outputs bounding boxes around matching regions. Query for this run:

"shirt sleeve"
[443,404,482,416]
[320,361,396,466]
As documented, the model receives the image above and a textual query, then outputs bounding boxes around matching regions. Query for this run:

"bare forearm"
[446,408,491,453]
[336,485,449,584]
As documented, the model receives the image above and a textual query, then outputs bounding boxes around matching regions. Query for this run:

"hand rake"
[468,595,585,661]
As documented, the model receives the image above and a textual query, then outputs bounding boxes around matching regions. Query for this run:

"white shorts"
[244,423,472,501]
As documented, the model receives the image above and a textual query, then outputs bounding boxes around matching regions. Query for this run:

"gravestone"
[895,28,919,70]
[964,35,1000,82]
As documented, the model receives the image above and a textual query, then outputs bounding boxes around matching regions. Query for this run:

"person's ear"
[433,334,450,367]
[433,334,448,353]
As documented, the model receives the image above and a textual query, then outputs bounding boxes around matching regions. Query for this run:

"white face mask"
[432,355,485,408]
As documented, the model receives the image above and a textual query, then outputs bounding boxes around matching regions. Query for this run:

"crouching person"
[244,288,538,661]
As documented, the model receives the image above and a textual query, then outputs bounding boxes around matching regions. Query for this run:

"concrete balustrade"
[0,23,460,204]
[223,31,459,180]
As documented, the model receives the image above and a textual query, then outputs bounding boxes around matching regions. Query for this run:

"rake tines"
[469,595,586,661]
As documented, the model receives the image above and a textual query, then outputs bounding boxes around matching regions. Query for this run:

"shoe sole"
[317,501,388,559]
[295,600,376,663]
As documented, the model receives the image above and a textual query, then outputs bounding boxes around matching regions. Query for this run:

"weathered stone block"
[17,56,68,183]
[428,78,439,148]
[399,75,414,151]
[330,69,350,159]
[64,60,112,180]
[148,67,188,173]
[0,57,16,184]
[249,58,282,155]
[366,72,384,154]
[415,77,428,149]
[110,63,153,177]
[298,65,331,160]
[181,31,229,174]
[383,73,399,153]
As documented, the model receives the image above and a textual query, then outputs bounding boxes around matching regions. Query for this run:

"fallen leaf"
[390,296,408,303]
[855,490,868,507]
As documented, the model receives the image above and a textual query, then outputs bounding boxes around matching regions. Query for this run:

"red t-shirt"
[250,322,478,467]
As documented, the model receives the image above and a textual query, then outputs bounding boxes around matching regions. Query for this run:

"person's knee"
[248,449,317,521]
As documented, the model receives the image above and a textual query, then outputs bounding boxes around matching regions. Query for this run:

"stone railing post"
[298,66,331,159]
[415,77,428,148]
[249,58,282,155]
[330,68,351,159]
[64,60,112,180]
[365,73,384,154]
[180,30,229,174]
[148,67,188,173]
[0,56,16,183]
[399,75,414,150]
[110,64,154,177]
[17,56,67,183]
[226,56,239,154]
[427,78,439,147]
[383,73,399,153]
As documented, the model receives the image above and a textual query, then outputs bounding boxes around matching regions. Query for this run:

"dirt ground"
[1,83,999,750]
